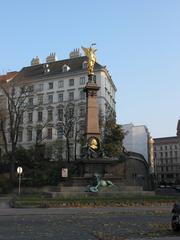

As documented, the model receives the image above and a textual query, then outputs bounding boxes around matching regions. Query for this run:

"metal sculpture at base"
[87,173,113,192]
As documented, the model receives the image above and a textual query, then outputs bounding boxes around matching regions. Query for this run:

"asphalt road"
[0,206,180,240]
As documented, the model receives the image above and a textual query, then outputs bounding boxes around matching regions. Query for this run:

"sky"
[0,0,180,138]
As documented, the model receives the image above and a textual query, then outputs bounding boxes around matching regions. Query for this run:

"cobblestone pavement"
[0,206,180,239]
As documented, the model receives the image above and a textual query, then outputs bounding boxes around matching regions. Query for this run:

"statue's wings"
[81,46,89,56]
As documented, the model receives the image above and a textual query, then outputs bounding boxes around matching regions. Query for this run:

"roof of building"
[0,71,18,82]
[13,56,104,81]
[154,136,178,144]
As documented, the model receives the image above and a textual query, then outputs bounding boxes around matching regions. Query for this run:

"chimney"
[46,53,57,63]
[69,48,81,58]
[31,56,41,66]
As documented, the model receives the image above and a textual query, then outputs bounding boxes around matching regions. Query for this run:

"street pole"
[18,173,21,196]
[17,166,23,196]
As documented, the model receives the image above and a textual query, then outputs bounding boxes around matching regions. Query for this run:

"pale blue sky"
[0,0,180,138]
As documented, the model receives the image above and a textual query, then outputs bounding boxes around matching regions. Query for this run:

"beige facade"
[154,120,180,185]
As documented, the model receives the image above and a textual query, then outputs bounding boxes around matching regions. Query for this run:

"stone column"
[84,75,100,141]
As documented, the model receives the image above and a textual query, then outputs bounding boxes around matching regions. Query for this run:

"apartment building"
[154,120,180,184]
[122,123,153,164]
[0,49,116,160]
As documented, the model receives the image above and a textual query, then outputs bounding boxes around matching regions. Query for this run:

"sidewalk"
[134,238,180,240]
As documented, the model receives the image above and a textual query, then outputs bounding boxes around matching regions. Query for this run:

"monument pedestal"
[84,82,100,141]
[76,158,125,179]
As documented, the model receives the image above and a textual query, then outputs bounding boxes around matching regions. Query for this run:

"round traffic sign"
[17,166,23,174]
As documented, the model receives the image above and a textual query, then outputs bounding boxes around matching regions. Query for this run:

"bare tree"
[0,78,32,182]
[56,102,84,162]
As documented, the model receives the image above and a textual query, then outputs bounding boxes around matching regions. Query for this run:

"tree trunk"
[66,138,70,162]
[10,153,16,185]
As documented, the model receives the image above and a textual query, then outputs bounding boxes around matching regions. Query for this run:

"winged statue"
[81,46,97,75]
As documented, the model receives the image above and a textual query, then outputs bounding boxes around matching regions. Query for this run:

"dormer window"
[82,61,87,69]
[62,64,70,72]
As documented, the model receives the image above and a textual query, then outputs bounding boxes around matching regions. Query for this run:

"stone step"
[50,191,155,198]
[58,185,143,192]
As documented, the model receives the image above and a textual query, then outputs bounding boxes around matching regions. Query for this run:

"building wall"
[125,152,150,190]
[122,123,150,163]
[0,56,116,160]
[154,135,180,185]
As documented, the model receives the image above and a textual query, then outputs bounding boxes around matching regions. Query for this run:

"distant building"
[153,120,180,185]
[122,123,153,166]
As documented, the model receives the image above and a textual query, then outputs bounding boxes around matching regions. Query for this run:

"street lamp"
[17,166,23,196]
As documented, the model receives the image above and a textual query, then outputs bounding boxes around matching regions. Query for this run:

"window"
[58,80,64,88]
[82,61,87,69]
[170,151,173,157]
[38,84,44,91]
[93,75,96,83]
[47,128,52,139]
[69,107,74,117]
[28,85,34,93]
[36,129,42,141]
[18,131,23,142]
[48,82,53,90]
[58,109,63,121]
[10,87,15,96]
[38,111,43,122]
[28,97,33,106]
[80,76,86,85]
[62,64,70,72]
[79,121,85,134]
[79,107,85,117]
[69,92,74,101]
[57,127,63,139]
[38,95,43,105]
[27,129,32,141]
[48,109,53,121]
[48,94,53,104]
[28,112,33,123]
[175,151,178,157]
[20,86,25,94]
[58,93,63,102]
[69,144,74,159]
[160,152,163,157]
[19,113,23,124]
[69,127,74,138]
[69,79,74,86]
[79,89,85,100]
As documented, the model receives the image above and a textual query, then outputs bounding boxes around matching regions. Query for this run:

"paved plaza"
[0,206,180,239]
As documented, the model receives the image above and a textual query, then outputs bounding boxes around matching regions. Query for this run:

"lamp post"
[17,166,23,196]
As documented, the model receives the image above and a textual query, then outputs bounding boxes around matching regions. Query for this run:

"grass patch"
[10,194,180,208]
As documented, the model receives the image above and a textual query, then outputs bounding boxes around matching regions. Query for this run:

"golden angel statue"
[81,46,97,75]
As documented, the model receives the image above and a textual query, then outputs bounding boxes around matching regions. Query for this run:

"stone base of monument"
[50,182,155,198]
[54,155,153,197]
[75,158,125,178]
[55,176,155,198]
